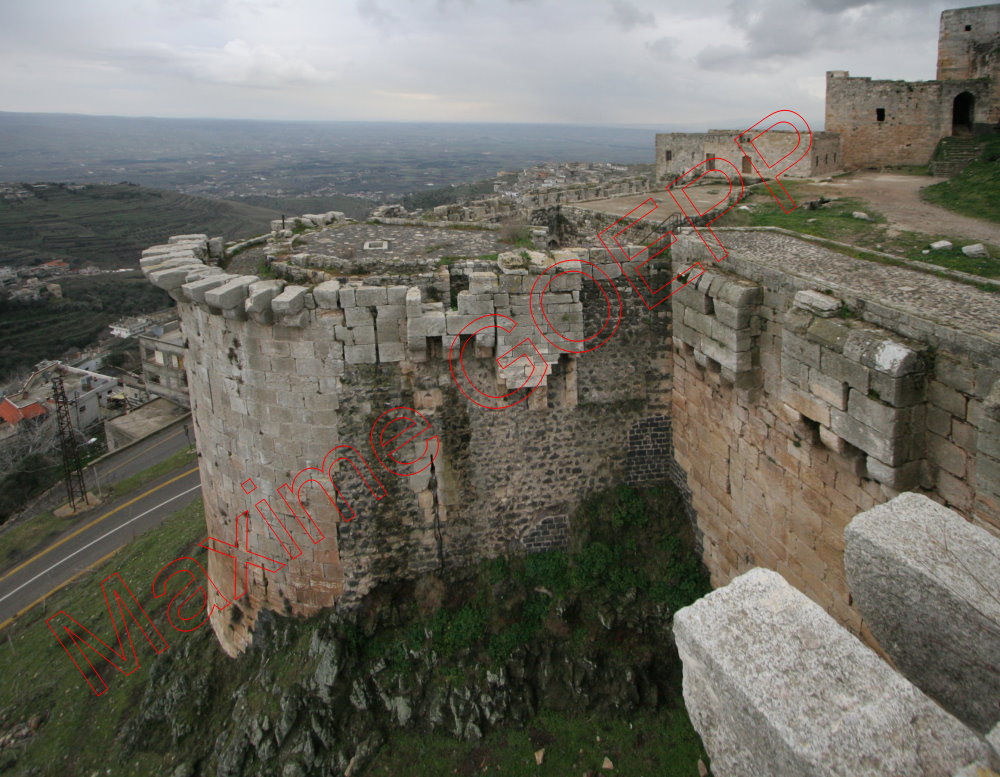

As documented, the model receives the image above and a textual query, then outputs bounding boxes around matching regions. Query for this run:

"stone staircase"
[929,135,980,177]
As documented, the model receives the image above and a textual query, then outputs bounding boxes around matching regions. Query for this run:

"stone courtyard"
[291,223,504,275]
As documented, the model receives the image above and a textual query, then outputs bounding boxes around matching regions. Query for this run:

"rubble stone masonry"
[141,222,1000,655]
[140,228,672,655]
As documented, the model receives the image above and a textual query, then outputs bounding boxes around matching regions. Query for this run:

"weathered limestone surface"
[669,228,1000,639]
[141,232,674,655]
[673,567,991,777]
[845,492,1000,734]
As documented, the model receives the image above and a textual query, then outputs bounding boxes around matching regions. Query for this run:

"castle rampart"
[140,222,673,655]
[668,227,1000,632]
[142,214,1000,657]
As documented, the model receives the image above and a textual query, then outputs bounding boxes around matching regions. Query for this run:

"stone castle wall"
[655,131,841,182]
[140,231,673,655]
[667,228,1000,635]
[938,3,1000,123]
[142,220,1000,657]
[825,71,995,169]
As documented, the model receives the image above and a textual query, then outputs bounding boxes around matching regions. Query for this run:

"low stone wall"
[673,565,995,777]
[845,492,1000,734]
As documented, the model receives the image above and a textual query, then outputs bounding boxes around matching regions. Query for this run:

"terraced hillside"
[0,183,280,269]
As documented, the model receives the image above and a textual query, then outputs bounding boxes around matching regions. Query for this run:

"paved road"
[0,464,201,629]
[86,419,194,494]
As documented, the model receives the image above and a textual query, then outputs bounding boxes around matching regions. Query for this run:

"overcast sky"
[0,0,972,128]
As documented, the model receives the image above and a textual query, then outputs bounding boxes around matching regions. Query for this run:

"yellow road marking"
[0,466,200,584]
[0,547,122,632]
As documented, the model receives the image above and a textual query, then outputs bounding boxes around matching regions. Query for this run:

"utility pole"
[51,372,87,511]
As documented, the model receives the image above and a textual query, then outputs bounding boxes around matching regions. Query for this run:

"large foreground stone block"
[845,492,1000,734]
[673,567,989,777]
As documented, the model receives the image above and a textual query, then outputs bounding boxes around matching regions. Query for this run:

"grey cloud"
[646,36,681,62]
[105,40,340,87]
[609,0,655,31]
[357,0,401,30]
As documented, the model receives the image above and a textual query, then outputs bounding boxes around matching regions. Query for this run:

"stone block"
[314,280,342,309]
[378,342,405,362]
[182,274,231,304]
[148,264,203,291]
[793,289,841,317]
[712,299,749,329]
[406,287,423,316]
[870,370,925,408]
[376,304,404,321]
[421,312,446,337]
[806,317,850,352]
[339,287,356,308]
[864,457,923,490]
[344,344,377,364]
[457,292,494,316]
[205,276,258,309]
[376,320,401,344]
[784,386,832,427]
[469,271,499,294]
[821,350,870,393]
[352,325,376,346]
[245,280,284,314]
[818,425,846,454]
[809,372,848,410]
[830,408,910,466]
[845,492,1000,734]
[848,388,914,432]
[355,286,388,306]
[387,285,408,305]
[714,278,762,309]
[345,307,373,327]
[782,332,822,369]
[673,568,989,777]
[929,380,968,420]
[711,320,754,352]
[208,236,224,259]
[271,285,307,316]
[844,328,923,377]
[445,314,480,336]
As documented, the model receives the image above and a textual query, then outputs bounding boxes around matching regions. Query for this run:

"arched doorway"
[952,92,974,135]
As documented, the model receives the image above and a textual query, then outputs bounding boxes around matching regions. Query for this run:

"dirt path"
[800,172,1000,245]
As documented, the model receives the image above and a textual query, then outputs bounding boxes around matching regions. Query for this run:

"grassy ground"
[0,484,711,776]
[0,445,196,569]
[716,182,1000,281]
[365,708,705,777]
[101,444,197,500]
[921,135,1000,223]
[0,511,71,568]
[0,498,209,777]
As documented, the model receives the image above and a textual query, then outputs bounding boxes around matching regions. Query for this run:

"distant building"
[109,316,153,339]
[0,361,118,432]
[138,321,190,408]
[655,130,842,183]
[826,3,1000,169]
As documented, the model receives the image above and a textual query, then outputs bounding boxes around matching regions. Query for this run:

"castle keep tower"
[826,3,999,169]
[140,216,672,655]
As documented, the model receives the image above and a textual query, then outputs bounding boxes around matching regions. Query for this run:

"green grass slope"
[0,182,280,269]
[0,484,710,777]
[922,135,1000,223]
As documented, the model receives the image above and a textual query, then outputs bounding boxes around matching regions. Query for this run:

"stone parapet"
[674,567,994,777]
[139,229,674,655]
[845,492,1000,735]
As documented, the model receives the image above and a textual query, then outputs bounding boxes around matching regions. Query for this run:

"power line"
[51,372,87,512]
